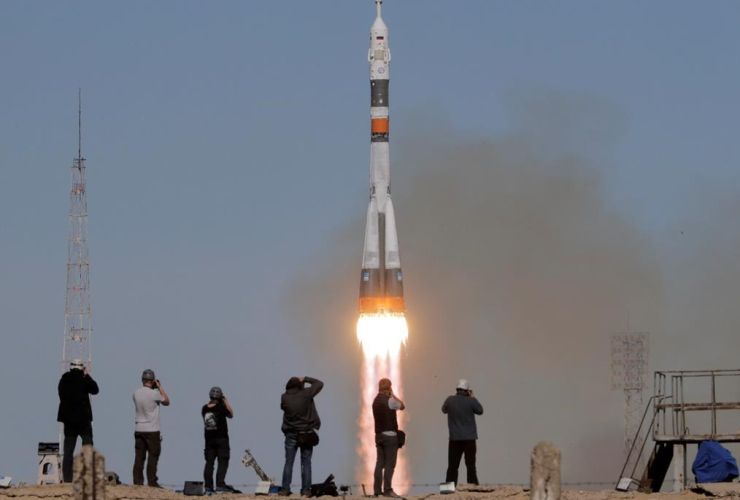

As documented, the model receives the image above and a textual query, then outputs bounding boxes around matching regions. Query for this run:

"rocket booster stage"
[359,0,404,315]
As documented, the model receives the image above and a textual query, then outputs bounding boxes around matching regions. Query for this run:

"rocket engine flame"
[357,313,408,358]
[356,313,410,494]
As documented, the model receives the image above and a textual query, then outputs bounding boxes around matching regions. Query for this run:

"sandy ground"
[0,484,724,500]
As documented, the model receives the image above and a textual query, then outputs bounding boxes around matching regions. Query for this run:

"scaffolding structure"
[611,333,650,477]
[617,369,740,493]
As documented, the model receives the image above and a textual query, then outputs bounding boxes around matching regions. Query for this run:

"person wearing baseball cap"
[132,369,170,487]
[57,359,99,482]
[202,386,235,493]
[441,379,484,486]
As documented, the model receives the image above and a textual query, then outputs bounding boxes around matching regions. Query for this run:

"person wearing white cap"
[441,379,484,486]
[57,359,99,482]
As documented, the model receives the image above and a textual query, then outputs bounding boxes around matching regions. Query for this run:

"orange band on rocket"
[359,296,405,314]
[371,118,389,134]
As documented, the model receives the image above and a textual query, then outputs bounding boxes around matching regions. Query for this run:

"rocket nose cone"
[371,16,387,31]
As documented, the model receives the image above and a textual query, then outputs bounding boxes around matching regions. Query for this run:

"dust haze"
[287,89,740,487]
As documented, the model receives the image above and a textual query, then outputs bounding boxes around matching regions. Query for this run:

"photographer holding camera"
[133,369,170,487]
[57,359,99,482]
[202,386,235,493]
[372,378,406,498]
[441,379,484,486]
[280,376,324,497]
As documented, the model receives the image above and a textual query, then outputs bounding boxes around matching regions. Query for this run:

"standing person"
[57,359,99,482]
[280,376,324,497]
[372,378,406,498]
[442,379,484,486]
[202,386,235,493]
[132,369,170,487]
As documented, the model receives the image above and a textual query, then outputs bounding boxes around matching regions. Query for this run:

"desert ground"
[1,484,734,500]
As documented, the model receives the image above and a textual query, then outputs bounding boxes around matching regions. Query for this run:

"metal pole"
[711,372,717,436]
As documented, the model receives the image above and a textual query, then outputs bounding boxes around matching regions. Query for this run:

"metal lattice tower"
[611,333,650,475]
[62,89,92,374]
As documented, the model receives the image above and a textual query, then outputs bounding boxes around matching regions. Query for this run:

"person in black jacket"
[57,359,99,482]
[442,379,484,486]
[373,378,406,498]
[279,376,323,497]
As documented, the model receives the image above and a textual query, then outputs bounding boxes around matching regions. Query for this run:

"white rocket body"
[360,0,404,315]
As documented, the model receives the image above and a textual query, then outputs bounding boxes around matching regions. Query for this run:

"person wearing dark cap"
[442,379,484,486]
[57,359,99,482]
[132,369,170,487]
[372,378,406,498]
[279,376,324,497]
[202,386,235,493]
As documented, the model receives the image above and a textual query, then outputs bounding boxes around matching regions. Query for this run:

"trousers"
[133,431,161,486]
[374,434,399,495]
[62,422,93,482]
[204,437,230,490]
[281,433,313,493]
[445,440,478,485]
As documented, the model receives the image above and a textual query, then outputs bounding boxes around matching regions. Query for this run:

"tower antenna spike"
[78,88,82,160]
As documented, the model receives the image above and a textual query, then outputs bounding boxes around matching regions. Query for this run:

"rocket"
[359,0,404,315]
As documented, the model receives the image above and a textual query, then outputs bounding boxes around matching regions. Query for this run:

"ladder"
[615,396,674,492]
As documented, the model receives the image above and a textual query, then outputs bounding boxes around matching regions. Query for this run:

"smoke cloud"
[287,89,664,486]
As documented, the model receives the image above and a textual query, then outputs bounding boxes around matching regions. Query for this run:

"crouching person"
[203,386,235,493]
[280,376,324,497]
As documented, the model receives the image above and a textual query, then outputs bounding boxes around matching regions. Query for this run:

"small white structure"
[38,442,61,485]
[254,481,272,495]
[439,482,455,494]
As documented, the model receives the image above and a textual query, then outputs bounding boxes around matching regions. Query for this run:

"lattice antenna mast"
[611,333,650,476]
[62,88,92,373]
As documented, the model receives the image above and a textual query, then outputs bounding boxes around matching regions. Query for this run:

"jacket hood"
[285,377,302,391]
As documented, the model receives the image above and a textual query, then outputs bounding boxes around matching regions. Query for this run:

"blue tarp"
[692,441,739,483]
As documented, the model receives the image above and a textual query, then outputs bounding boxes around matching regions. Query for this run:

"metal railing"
[654,370,740,443]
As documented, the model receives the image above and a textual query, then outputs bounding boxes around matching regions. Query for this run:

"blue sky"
[2,0,740,489]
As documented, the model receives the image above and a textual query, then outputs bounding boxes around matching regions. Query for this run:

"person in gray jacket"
[442,379,484,485]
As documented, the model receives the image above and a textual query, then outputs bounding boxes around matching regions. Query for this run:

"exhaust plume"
[287,89,663,486]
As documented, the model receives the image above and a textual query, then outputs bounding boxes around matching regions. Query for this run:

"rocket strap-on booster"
[359,0,404,315]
